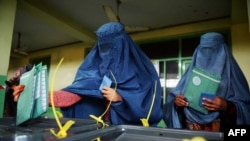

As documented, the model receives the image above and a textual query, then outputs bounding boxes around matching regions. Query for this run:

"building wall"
[7,18,250,90]
[8,42,92,90]
[231,23,250,81]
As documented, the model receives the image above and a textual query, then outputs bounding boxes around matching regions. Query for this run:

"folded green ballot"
[16,63,48,125]
[184,67,221,114]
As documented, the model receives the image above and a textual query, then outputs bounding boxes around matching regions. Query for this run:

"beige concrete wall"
[0,0,17,75]
[231,0,250,84]
[7,18,250,89]
[8,43,92,90]
[231,23,250,81]
[7,0,250,89]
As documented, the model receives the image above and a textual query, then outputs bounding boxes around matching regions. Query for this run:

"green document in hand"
[184,67,221,114]
[32,63,48,118]
[16,63,48,125]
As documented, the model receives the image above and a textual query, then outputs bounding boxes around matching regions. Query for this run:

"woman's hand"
[101,86,122,102]
[174,94,188,107]
[202,96,227,111]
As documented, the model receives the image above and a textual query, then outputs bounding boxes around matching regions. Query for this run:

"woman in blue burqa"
[52,22,163,126]
[163,32,250,131]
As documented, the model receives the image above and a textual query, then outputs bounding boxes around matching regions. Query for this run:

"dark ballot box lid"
[59,124,224,141]
[0,117,104,141]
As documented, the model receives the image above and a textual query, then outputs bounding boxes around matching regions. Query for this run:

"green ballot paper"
[184,67,221,114]
[32,63,48,118]
[16,63,48,125]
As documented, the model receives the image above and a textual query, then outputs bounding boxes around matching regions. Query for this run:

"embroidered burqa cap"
[163,32,250,128]
[62,22,163,125]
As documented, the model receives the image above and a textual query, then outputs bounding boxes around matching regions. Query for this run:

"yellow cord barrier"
[140,80,157,127]
[89,71,117,129]
[49,58,75,139]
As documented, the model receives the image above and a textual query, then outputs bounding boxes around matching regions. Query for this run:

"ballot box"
[0,117,104,141]
[59,125,224,141]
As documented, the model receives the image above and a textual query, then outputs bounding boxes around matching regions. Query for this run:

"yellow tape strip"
[140,80,157,127]
[49,58,75,138]
[89,71,117,128]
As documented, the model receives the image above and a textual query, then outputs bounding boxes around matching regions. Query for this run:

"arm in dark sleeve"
[220,100,237,130]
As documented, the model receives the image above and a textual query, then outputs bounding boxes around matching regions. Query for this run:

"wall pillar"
[0,0,17,117]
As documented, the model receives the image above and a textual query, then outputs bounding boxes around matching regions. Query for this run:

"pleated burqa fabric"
[62,22,163,126]
[163,32,250,128]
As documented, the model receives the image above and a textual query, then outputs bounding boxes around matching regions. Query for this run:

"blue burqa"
[163,32,250,128]
[61,22,163,126]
